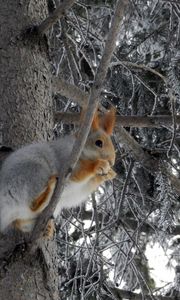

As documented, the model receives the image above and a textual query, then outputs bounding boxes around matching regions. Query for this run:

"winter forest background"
[52,0,180,299]
[1,0,180,299]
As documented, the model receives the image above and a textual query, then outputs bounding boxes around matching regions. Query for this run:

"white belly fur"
[53,179,92,218]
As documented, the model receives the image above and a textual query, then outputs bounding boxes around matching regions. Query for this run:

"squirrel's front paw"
[95,159,110,175]
[105,168,117,180]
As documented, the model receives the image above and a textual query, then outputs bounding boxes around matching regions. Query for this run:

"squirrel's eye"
[95,139,103,148]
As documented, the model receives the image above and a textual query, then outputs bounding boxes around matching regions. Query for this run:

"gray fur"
[0,135,75,231]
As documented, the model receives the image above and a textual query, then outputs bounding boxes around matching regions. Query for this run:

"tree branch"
[108,287,177,300]
[54,112,180,128]
[115,126,158,172]
[37,0,76,35]
[30,0,128,243]
[115,126,180,195]
[111,61,166,82]
[53,78,89,108]
[80,211,180,236]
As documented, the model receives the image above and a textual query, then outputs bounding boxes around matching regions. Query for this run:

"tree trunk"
[0,0,53,149]
[0,1,58,299]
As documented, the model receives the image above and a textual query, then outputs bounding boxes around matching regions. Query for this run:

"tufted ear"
[100,107,116,135]
[91,111,100,131]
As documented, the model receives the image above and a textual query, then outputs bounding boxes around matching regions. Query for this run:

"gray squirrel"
[0,109,116,233]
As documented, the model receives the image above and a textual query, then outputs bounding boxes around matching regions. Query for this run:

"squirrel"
[0,108,116,233]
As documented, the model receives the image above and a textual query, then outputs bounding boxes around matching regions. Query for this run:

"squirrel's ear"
[91,111,100,131]
[101,107,116,135]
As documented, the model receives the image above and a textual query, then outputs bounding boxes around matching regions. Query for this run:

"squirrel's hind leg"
[30,175,57,213]
[12,175,57,233]
[13,218,35,232]
[13,218,55,237]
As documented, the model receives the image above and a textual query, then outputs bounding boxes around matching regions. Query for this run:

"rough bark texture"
[0,1,59,299]
[0,233,59,300]
[0,0,53,148]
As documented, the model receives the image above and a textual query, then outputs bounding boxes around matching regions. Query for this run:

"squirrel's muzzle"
[109,157,115,167]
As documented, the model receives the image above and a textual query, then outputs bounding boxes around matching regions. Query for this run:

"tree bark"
[0,1,58,299]
[0,0,53,148]
[0,235,59,300]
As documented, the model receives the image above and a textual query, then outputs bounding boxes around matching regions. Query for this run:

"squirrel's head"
[82,108,116,166]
